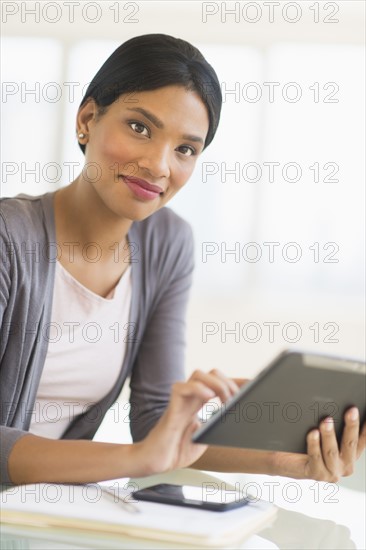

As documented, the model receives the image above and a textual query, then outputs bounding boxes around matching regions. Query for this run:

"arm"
[7,435,143,485]
[0,202,55,482]
[7,369,238,485]
[129,216,195,441]
[0,218,26,484]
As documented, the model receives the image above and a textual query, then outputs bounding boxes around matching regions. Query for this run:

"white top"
[29,261,132,439]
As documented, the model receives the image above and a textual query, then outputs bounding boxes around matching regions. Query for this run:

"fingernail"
[311,430,319,440]
[349,408,359,421]
[323,417,334,431]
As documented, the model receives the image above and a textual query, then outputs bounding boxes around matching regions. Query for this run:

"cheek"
[169,163,195,194]
[176,162,196,186]
[93,127,135,166]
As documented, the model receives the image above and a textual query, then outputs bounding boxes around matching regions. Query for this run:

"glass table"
[1,466,365,549]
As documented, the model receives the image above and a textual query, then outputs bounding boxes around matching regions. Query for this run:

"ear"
[76,98,98,136]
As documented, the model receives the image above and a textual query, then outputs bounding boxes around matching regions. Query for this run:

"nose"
[138,142,171,180]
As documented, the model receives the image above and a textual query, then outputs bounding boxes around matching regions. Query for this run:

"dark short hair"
[78,34,222,154]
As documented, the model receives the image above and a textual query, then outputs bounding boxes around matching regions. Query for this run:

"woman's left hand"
[274,407,366,482]
[228,378,366,482]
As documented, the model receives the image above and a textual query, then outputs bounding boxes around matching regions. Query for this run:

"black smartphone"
[132,483,249,512]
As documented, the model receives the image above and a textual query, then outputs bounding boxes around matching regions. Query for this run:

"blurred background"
[1,2,365,474]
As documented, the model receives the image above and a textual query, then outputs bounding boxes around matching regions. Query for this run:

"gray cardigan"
[0,192,194,483]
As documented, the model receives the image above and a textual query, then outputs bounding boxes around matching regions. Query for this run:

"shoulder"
[134,207,193,256]
[0,193,54,243]
[146,206,192,240]
[130,207,194,277]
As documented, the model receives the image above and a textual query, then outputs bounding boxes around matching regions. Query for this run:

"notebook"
[1,482,277,548]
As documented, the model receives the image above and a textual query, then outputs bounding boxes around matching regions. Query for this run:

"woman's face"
[77,85,210,221]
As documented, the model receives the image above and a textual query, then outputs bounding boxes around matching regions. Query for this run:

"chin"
[113,202,160,223]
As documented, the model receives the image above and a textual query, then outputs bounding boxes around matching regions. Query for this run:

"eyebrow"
[126,107,204,145]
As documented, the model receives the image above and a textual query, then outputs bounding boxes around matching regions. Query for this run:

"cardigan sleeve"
[0,214,31,484]
[0,195,55,485]
[128,216,195,441]
[0,427,31,485]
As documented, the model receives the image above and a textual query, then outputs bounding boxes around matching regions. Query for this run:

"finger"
[182,417,202,443]
[305,429,324,480]
[189,369,236,402]
[166,381,217,428]
[340,407,359,469]
[209,369,240,395]
[357,421,366,458]
[172,380,215,403]
[182,419,208,454]
[187,417,204,439]
[320,417,340,480]
[232,377,250,388]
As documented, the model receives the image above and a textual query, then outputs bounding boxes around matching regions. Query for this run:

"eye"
[177,145,196,157]
[129,121,150,137]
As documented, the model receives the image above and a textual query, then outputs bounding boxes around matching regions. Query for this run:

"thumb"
[183,417,202,443]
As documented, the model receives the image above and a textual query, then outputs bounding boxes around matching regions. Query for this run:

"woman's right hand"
[6,370,238,485]
[136,369,239,476]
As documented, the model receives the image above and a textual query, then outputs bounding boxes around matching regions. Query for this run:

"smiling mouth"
[120,175,165,201]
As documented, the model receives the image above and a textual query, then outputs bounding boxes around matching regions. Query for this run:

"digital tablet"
[192,350,366,453]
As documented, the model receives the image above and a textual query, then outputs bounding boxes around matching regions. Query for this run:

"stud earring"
[78,132,86,139]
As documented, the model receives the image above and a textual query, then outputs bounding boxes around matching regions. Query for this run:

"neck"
[54,177,133,255]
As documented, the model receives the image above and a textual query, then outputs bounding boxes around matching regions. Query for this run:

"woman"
[1,34,364,486]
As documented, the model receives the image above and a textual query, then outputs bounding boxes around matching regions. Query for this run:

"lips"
[121,175,164,201]
[123,176,163,194]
